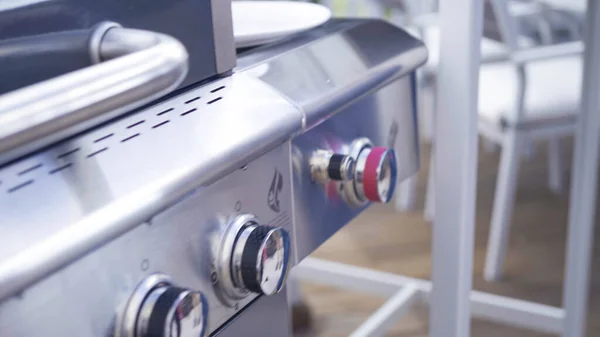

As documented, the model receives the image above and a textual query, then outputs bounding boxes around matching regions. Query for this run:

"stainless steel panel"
[214,291,292,337]
[0,73,303,300]
[211,0,236,74]
[0,143,294,337]
[237,19,428,130]
[291,77,419,261]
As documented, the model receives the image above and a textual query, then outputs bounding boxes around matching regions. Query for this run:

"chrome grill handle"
[0,21,189,166]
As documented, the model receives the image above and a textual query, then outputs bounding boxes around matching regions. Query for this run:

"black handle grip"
[0,29,93,94]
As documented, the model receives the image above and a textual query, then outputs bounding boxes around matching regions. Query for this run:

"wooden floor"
[294,140,600,337]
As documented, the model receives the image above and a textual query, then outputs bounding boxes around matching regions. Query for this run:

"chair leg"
[548,138,564,194]
[424,146,435,221]
[423,78,437,220]
[482,138,499,153]
[520,137,536,160]
[395,174,418,212]
[484,132,522,282]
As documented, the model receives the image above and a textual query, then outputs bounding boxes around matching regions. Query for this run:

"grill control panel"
[0,143,294,337]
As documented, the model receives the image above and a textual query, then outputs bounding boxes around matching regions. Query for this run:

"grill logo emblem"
[268,169,283,213]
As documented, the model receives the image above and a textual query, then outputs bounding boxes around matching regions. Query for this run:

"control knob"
[355,146,397,203]
[215,214,291,305]
[231,223,290,295]
[341,138,398,206]
[119,274,208,337]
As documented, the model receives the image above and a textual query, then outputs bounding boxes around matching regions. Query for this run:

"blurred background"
[285,1,598,336]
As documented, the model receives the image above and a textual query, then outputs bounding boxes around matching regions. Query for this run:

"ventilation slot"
[57,148,80,159]
[121,133,141,143]
[49,163,72,174]
[157,108,174,116]
[87,147,108,158]
[152,120,170,129]
[8,180,33,193]
[94,133,114,143]
[127,120,145,129]
[207,97,222,105]
[18,164,42,176]
[2,83,229,195]
[181,108,196,117]
[185,97,200,104]
[211,86,225,93]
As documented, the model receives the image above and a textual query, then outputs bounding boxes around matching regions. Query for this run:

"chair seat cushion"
[478,55,582,126]
[420,26,509,71]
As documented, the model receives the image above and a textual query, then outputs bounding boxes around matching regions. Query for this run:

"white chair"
[395,25,515,212]
[424,0,583,281]
[365,0,550,212]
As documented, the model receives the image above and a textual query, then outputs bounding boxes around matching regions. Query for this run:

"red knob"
[362,147,397,203]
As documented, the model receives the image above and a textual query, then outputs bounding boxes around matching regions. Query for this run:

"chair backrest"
[486,0,522,53]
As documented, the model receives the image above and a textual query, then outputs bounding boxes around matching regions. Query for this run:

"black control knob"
[231,224,291,296]
[310,149,355,184]
[136,285,208,337]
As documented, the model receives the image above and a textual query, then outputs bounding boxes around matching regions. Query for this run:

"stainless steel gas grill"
[0,13,426,337]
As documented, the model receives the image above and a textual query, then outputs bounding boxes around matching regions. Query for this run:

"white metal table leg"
[349,285,421,337]
[562,1,600,337]
[295,257,565,334]
[395,174,418,212]
[430,1,483,337]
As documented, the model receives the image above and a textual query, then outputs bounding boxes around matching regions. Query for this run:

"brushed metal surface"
[0,143,294,337]
[213,291,291,337]
[211,0,236,74]
[291,77,419,262]
[237,19,428,130]
[0,73,303,301]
